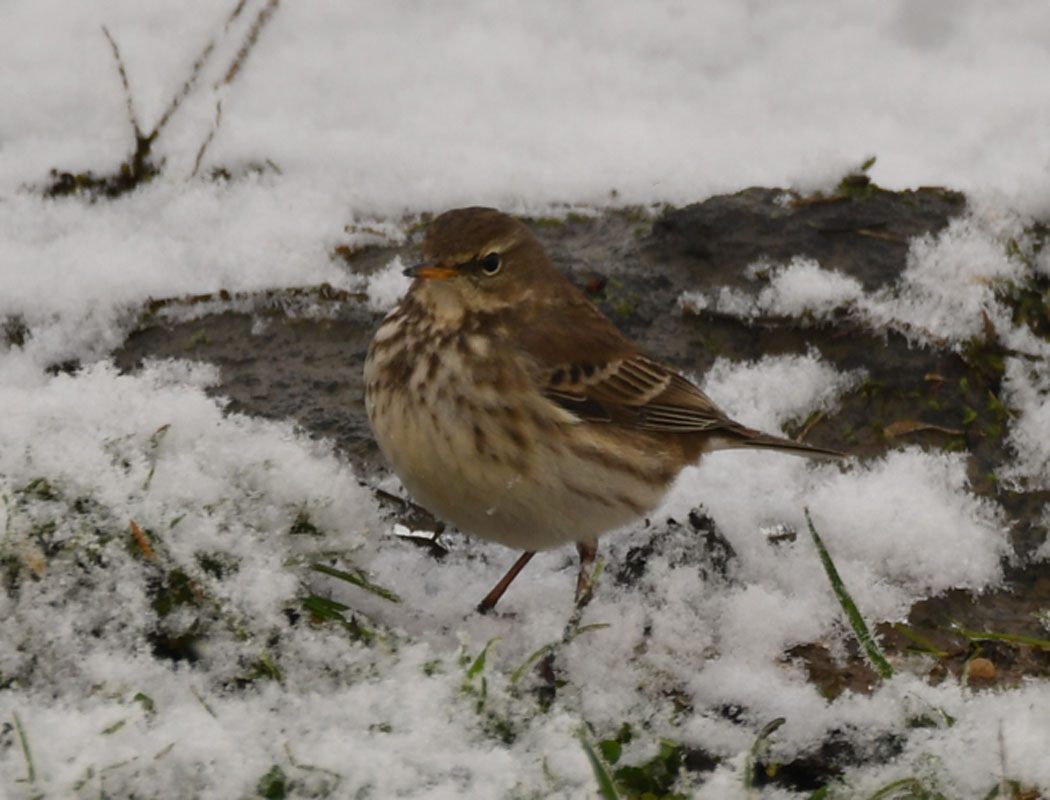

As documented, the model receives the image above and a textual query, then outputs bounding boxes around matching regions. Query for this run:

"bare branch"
[188,0,280,178]
[101,25,142,138]
[152,43,216,138]
[220,0,279,87]
[191,100,223,178]
[152,0,255,138]
[225,0,250,31]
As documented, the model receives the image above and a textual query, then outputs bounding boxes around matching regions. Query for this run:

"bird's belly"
[366,343,674,550]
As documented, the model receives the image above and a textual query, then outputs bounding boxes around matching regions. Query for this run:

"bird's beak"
[403,261,459,281]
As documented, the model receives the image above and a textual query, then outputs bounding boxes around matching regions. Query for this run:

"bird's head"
[404,207,564,312]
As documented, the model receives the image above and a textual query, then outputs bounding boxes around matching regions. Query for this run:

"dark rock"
[113,304,385,475]
[648,186,966,291]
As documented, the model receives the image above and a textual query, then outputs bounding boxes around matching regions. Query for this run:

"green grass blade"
[951,624,1050,651]
[892,624,950,658]
[578,729,621,800]
[300,595,375,643]
[311,562,401,603]
[510,642,556,685]
[865,776,946,799]
[510,623,609,684]
[13,713,36,784]
[466,637,500,680]
[743,717,785,790]
[142,423,171,490]
[805,509,893,680]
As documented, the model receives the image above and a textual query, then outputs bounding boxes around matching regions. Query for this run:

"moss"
[481,713,518,746]
[620,205,654,224]
[3,315,29,347]
[999,278,1050,341]
[614,740,687,799]
[152,568,198,616]
[196,552,235,579]
[21,477,58,501]
[241,651,283,684]
[832,156,884,200]
[588,276,639,320]
[835,172,878,199]
[960,337,1007,383]
[256,765,288,799]
[299,595,375,643]
[289,510,323,537]
[530,217,565,228]
[183,329,209,351]
[43,154,162,201]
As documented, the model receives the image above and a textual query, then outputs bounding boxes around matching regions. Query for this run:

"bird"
[364,207,843,613]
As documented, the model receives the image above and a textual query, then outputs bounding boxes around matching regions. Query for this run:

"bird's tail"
[707,425,846,460]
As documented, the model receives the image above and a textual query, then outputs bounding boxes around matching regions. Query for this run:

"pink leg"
[476,551,535,614]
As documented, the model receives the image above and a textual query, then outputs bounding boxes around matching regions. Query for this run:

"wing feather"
[544,352,734,433]
[507,283,842,458]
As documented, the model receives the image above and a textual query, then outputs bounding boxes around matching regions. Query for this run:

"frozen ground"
[1,1,1050,798]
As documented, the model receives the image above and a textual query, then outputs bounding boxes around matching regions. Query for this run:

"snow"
[866,214,1036,348]
[695,351,860,433]
[1001,359,1050,492]
[366,256,412,312]
[2,1,1050,798]
[681,258,866,322]
[0,182,354,369]
[757,259,866,321]
[5,1,1050,215]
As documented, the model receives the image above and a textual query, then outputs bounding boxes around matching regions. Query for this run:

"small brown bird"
[364,207,842,613]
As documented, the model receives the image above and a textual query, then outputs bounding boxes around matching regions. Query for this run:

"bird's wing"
[544,353,735,432]
[512,296,734,433]
[513,294,844,458]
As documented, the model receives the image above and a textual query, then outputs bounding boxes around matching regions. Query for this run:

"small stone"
[968,657,996,681]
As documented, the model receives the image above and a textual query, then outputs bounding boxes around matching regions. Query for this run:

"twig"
[220,0,280,87]
[225,0,251,29]
[101,26,143,137]
[190,0,281,178]
[97,0,273,191]
[152,0,254,137]
[129,520,156,561]
[191,100,223,177]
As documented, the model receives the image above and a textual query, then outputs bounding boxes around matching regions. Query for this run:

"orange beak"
[403,261,459,281]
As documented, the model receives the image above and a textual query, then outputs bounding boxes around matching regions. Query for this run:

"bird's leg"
[476,551,535,614]
[575,541,598,607]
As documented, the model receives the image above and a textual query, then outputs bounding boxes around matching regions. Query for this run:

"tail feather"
[708,426,846,460]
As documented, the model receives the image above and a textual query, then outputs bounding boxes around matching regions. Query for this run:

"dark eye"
[480,253,501,275]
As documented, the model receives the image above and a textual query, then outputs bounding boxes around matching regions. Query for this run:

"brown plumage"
[364,206,843,613]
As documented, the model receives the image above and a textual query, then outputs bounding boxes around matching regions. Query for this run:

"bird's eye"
[480,253,501,275]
